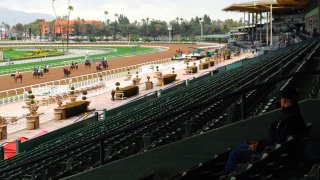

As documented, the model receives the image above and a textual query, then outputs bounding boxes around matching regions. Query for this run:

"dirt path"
[0,44,198,92]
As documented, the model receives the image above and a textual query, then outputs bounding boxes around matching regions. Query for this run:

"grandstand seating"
[0,38,319,179]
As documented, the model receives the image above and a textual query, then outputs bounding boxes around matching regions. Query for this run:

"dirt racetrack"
[0,44,199,92]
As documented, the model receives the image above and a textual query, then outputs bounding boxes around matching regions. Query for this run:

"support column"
[252,12,254,42]
[248,12,251,41]
[270,4,273,46]
[266,12,269,46]
[255,12,258,41]
[260,12,262,45]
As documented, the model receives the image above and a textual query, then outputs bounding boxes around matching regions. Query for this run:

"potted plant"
[82,90,88,100]
[134,72,141,84]
[125,71,132,81]
[111,89,115,101]
[115,82,120,90]
[145,76,153,90]
[154,65,162,78]
[68,86,77,101]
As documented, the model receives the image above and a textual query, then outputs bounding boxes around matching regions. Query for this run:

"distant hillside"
[0,7,54,25]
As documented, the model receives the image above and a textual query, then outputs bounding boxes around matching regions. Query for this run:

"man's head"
[279,87,299,108]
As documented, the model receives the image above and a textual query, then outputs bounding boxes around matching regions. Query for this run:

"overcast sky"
[0,0,250,22]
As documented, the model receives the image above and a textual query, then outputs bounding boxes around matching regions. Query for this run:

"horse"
[70,63,78,71]
[43,67,49,74]
[85,60,91,68]
[63,68,71,78]
[101,60,108,69]
[96,64,102,72]
[10,74,23,83]
[33,70,43,78]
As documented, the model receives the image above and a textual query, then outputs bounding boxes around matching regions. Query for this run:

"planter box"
[209,61,215,67]
[116,85,139,99]
[199,63,209,70]
[55,101,89,119]
[185,66,198,74]
[162,74,177,85]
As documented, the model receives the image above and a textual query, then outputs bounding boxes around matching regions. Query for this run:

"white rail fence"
[0,58,172,106]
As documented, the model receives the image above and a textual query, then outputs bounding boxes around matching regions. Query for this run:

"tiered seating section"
[0,38,319,179]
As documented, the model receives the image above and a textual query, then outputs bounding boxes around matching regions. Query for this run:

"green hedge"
[119,85,139,98]
[163,74,177,85]
[65,101,89,118]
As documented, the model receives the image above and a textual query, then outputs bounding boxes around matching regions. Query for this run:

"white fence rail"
[0,58,172,106]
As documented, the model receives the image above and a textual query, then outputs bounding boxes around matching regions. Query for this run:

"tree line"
[1,14,244,41]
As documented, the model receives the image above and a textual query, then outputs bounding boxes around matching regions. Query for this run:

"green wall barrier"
[18,114,98,153]
[66,100,320,180]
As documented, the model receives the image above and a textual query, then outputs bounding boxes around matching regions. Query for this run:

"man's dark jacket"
[257,104,306,152]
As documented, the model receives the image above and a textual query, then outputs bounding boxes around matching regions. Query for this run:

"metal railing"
[0,57,172,105]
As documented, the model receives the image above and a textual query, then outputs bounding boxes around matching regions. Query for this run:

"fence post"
[157,89,162,98]
[103,109,107,120]
[99,139,105,165]
[0,146,4,160]
[241,93,246,120]
[95,112,99,121]
[15,139,21,154]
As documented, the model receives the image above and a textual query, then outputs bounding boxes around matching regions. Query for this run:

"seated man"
[225,87,306,174]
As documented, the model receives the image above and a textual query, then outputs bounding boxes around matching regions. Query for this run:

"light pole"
[168,25,172,42]
[199,18,204,37]
[104,11,108,42]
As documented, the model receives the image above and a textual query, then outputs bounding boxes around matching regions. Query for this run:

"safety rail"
[0,57,172,106]
[0,48,160,76]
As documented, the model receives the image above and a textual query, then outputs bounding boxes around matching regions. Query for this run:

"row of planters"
[184,58,215,74]
[112,68,178,100]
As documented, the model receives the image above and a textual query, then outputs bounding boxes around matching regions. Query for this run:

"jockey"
[71,61,75,67]
[64,65,69,71]
[15,71,20,78]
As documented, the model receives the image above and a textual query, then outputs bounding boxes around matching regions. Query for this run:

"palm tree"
[104,11,108,41]
[114,14,118,40]
[67,4,74,52]
[52,0,63,49]
[146,18,149,37]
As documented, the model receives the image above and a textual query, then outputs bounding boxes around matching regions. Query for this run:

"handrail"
[0,69,319,173]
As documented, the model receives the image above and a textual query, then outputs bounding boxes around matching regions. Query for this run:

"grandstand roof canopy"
[223,0,309,13]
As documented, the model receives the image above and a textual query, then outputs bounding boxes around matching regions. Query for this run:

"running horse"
[101,60,108,69]
[70,62,79,70]
[96,63,102,72]
[63,68,71,78]
[33,69,43,78]
[85,60,91,68]
[10,74,23,83]
[43,67,49,74]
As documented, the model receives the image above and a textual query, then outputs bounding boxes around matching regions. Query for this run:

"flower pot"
[68,95,78,102]
[133,77,141,84]
[145,81,153,90]
[125,74,132,81]
[154,71,162,78]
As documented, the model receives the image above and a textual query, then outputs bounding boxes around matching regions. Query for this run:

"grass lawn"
[0,46,155,73]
